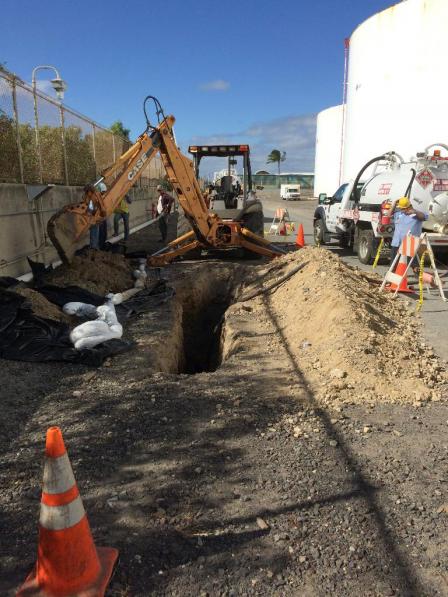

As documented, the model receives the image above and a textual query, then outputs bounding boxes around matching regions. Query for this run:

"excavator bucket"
[47,202,92,264]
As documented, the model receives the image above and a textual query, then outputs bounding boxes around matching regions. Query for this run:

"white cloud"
[199,79,230,92]
[188,113,317,174]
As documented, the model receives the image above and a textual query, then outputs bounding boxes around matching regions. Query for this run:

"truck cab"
[313,181,380,263]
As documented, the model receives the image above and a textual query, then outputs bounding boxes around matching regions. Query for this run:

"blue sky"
[2,0,395,174]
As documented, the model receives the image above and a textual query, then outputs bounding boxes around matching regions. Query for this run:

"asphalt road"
[259,189,448,363]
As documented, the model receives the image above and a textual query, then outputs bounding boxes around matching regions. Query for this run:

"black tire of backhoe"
[176,210,202,259]
[240,210,265,259]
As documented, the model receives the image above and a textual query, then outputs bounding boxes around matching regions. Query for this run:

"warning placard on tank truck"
[416,169,434,188]
[433,179,448,191]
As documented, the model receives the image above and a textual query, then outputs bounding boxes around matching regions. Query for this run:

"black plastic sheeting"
[38,279,175,323]
[0,279,174,366]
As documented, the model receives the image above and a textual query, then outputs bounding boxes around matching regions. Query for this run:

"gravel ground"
[0,217,447,596]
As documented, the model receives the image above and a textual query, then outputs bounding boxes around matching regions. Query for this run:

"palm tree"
[110,120,131,141]
[267,149,286,175]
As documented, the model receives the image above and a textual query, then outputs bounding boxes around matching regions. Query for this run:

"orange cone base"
[384,282,414,294]
[17,547,118,597]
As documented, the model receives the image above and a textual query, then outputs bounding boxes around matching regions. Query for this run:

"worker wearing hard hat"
[388,197,428,264]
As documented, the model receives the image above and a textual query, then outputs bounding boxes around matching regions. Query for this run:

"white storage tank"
[342,0,448,182]
[314,104,344,196]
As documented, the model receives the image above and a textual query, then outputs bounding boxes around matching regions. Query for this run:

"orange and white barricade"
[380,233,446,302]
[269,208,291,235]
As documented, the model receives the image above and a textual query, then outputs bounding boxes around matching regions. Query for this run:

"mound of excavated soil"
[47,250,134,296]
[10,287,70,323]
[239,247,447,405]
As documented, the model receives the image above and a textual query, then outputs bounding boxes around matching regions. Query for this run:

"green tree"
[110,120,131,141]
[267,149,286,175]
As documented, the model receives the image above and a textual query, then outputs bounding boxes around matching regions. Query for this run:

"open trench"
[172,267,237,375]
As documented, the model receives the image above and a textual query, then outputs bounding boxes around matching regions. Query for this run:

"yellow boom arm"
[48,108,284,264]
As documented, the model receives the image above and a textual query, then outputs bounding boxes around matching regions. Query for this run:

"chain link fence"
[0,71,162,187]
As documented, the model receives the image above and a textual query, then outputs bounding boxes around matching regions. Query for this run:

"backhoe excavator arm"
[47,124,164,263]
[48,96,285,265]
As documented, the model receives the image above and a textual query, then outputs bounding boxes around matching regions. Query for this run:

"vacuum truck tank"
[313,144,448,263]
[361,144,448,235]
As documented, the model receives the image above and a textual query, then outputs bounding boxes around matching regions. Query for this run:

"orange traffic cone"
[387,253,413,293]
[295,223,305,248]
[17,427,118,596]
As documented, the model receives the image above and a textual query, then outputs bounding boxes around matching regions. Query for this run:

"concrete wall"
[0,183,157,278]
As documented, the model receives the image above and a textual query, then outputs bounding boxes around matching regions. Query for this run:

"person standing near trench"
[156,184,174,243]
[387,197,427,265]
[114,193,132,241]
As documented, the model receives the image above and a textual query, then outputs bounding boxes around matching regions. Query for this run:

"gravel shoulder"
[0,222,447,596]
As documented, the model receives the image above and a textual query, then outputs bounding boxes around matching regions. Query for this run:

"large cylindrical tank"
[314,104,344,196]
[342,0,448,182]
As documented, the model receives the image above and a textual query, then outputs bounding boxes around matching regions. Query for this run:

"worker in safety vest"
[388,197,427,264]
[113,193,132,241]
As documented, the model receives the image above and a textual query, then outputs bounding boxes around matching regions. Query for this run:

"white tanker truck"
[314,144,448,263]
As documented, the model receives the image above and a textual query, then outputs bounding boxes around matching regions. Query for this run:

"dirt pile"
[238,247,447,405]
[47,250,134,295]
[10,286,70,323]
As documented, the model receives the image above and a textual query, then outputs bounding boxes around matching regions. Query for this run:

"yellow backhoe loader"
[48,96,285,265]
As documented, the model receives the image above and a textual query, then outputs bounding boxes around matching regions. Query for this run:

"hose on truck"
[351,155,388,203]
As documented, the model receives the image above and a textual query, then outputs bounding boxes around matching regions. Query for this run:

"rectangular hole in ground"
[180,295,231,375]
[179,281,231,375]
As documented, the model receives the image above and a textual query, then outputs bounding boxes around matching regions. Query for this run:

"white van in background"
[280,184,301,200]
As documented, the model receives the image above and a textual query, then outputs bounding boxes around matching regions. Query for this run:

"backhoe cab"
[190,144,253,210]
[180,144,265,243]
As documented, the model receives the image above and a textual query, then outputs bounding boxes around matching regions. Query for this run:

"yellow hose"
[416,250,429,312]
[372,237,384,269]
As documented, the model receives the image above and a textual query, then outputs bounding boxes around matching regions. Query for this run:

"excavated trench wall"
[132,264,242,377]
[173,266,236,374]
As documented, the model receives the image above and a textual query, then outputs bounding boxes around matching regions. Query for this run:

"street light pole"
[31,65,68,184]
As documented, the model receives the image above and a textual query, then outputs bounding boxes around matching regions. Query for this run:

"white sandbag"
[63,302,98,318]
[70,302,123,350]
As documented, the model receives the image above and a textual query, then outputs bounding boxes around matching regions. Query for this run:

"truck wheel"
[241,210,265,259]
[313,219,326,245]
[176,211,202,258]
[357,229,375,264]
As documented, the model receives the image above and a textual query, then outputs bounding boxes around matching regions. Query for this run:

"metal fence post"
[11,77,25,184]
[59,104,69,185]
[32,84,44,183]
[92,124,97,175]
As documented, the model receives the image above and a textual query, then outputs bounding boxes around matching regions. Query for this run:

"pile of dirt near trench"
[238,246,447,405]
[46,250,134,295]
[9,286,70,323]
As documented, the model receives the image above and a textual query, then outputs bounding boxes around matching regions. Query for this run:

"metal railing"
[0,71,162,187]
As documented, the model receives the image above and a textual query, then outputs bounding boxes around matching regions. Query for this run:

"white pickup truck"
[313,145,448,264]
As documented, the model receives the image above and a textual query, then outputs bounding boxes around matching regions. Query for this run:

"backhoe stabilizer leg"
[239,238,284,258]
[240,227,287,254]
[148,240,203,266]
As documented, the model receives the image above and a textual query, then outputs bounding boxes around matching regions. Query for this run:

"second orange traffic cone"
[295,223,305,247]
[387,253,413,293]
[17,427,118,596]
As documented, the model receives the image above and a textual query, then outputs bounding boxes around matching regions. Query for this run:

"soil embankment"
[0,240,447,596]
